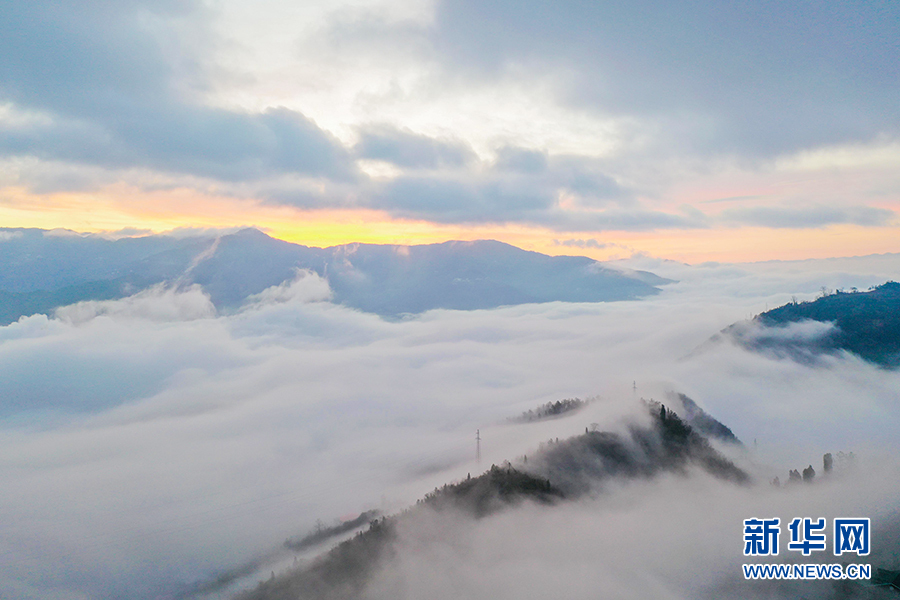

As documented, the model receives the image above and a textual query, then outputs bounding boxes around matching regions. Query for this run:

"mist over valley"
[1,233,899,599]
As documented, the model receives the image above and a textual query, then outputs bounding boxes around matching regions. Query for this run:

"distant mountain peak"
[231,227,273,239]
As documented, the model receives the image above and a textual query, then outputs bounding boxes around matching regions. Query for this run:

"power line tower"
[476,429,481,463]
[632,380,637,398]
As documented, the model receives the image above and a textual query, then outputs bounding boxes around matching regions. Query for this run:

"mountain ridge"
[715,281,900,368]
[0,227,671,322]
[228,399,748,600]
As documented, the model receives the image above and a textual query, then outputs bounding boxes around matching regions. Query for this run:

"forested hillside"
[756,282,900,367]
[233,401,747,600]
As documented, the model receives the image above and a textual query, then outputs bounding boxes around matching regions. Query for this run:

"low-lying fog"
[1,253,899,599]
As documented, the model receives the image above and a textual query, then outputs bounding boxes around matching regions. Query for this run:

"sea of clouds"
[1,254,899,599]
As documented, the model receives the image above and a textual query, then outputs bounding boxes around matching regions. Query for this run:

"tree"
[802,464,815,482]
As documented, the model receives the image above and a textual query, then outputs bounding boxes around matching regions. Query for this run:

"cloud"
[553,239,635,252]
[53,283,216,324]
[369,174,556,222]
[88,227,153,240]
[263,147,680,231]
[727,319,837,346]
[348,151,709,231]
[494,146,548,174]
[355,124,477,169]
[721,205,896,228]
[549,208,706,233]
[243,269,333,306]
[0,2,358,182]
[255,159,707,231]
[160,225,255,239]
[429,0,900,157]
[555,238,611,249]
[0,102,359,182]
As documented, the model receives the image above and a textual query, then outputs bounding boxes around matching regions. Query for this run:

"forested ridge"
[234,401,747,600]
[757,281,900,367]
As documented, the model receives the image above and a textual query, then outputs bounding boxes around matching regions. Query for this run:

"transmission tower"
[476,429,481,463]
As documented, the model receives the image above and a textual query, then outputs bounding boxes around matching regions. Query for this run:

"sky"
[1,253,899,599]
[1,0,899,262]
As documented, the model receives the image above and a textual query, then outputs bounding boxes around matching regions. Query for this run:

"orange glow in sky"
[2,183,898,264]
